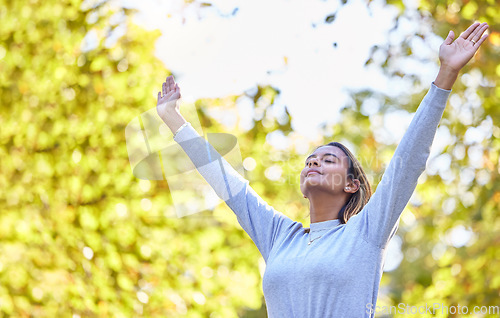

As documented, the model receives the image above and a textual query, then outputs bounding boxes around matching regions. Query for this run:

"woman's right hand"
[157,75,182,125]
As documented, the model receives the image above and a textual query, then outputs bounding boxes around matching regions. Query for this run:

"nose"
[308,157,320,167]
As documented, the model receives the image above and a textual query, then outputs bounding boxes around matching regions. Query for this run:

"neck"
[307,191,349,223]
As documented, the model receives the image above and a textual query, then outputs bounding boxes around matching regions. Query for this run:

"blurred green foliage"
[0,0,499,317]
[0,0,266,316]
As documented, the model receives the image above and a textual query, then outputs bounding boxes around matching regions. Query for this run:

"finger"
[166,76,173,93]
[169,75,175,91]
[472,23,489,43]
[158,91,161,102]
[162,82,166,95]
[444,30,454,45]
[460,22,480,40]
[475,33,489,48]
[165,76,170,93]
[165,76,169,93]
[470,22,488,42]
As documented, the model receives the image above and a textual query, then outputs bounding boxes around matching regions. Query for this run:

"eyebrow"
[305,153,340,162]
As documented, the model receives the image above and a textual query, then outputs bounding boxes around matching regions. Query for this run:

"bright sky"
[121,0,407,140]
[112,0,493,163]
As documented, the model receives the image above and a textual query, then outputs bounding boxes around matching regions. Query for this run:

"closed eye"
[305,153,339,165]
[305,159,334,166]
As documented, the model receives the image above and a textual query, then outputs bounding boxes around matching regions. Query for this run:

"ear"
[344,179,360,194]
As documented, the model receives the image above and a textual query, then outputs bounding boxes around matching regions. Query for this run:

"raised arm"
[356,22,489,248]
[156,76,297,262]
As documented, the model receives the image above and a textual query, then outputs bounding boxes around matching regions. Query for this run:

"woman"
[156,23,489,318]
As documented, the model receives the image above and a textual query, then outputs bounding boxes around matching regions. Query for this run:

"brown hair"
[304,142,372,233]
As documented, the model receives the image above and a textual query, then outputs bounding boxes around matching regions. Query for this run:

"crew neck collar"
[309,219,341,233]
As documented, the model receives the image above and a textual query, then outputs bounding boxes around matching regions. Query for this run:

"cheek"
[300,169,307,179]
[324,168,348,183]
[319,174,340,187]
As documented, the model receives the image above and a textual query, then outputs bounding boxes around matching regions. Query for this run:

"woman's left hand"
[439,22,489,73]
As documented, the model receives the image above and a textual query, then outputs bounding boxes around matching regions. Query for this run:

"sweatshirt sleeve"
[173,123,296,262]
[357,83,451,248]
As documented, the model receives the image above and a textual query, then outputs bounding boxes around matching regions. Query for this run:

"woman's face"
[300,145,351,197]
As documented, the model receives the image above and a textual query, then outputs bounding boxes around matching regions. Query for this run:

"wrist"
[173,122,190,139]
[438,63,461,76]
[434,66,459,90]
[162,109,187,134]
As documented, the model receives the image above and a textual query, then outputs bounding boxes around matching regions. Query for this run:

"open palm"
[439,22,489,72]
[156,75,181,122]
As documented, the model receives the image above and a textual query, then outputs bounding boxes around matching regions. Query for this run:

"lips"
[306,169,322,176]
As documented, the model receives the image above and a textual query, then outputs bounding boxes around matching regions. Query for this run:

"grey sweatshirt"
[173,83,451,317]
